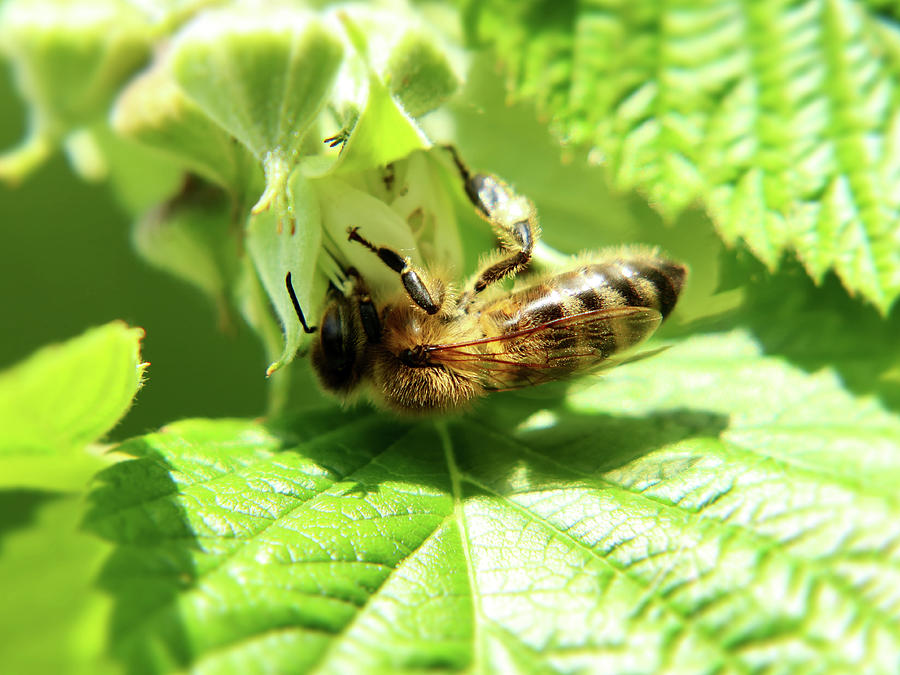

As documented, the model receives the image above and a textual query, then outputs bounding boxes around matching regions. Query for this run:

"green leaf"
[132,178,243,321]
[722,253,900,413]
[321,73,430,175]
[304,10,437,178]
[333,5,461,120]
[0,492,115,674]
[0,0,152,182]
[82,123,186,213]
[112,61,262,202]
[170,7,343,161]
[85,331,900,673]
[386,31,461,118]
[467,0,900,313]
[0,322,147,670]
[169,6,344,219]
[0,322,146,486]
[246,171,323,375]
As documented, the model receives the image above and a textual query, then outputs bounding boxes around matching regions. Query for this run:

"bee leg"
[285,272,317,334]
[441,144,535,226]
[469,216,535,293]
[441,145,538,300]
[346,267,383,343]
[347,226,441,315]
[442,145,488,216]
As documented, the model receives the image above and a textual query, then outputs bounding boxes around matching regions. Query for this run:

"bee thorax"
[371,345,482,413]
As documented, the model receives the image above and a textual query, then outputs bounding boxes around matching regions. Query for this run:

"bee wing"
[585,344,673,372]
[426,306,663,389]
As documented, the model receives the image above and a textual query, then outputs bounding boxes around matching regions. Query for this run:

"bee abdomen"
[566,258,687,318]
[485,255,687,335]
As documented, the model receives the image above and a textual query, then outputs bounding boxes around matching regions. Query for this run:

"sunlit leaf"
[85,332,900,673]
[0,493,114,674]
[0,322,146,462]
[112,61,261,201]
[132,177,243,321]
[467,0,900,313]
[0,322,147,672]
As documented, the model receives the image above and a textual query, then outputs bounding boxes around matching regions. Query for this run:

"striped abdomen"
[474,254,687,384]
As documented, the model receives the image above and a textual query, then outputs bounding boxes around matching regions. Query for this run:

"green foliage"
[0,0,153,179]
[465,0,900,314]
[246,171,322,373]
[0,322,145,490]
[0,323,144,674]
[0,0,898,673]
[83,332,900,673]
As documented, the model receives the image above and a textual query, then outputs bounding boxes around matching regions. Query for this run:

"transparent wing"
[426,306,663,390]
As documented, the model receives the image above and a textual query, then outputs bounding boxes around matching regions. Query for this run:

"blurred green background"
[10,46,881,443]
[0,65,268,439]
[0,49,730,441]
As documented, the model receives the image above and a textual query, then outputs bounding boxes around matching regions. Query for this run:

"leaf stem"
[0,130,52,186]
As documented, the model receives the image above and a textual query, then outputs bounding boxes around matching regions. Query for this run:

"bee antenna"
[285,272,317,334]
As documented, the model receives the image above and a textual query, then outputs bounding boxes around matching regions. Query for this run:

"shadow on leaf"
[457,394,729,491]
[83,437,198,672]
[79,395,727,673]
[82,411,416,673]
[0,489,64,551]
[718,251,900,413]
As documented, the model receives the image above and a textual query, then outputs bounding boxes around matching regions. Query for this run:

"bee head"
[310,293,365,394]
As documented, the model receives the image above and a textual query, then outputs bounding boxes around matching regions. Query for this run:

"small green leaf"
[112,62,261,201]
[132,178,243,320]
[246,171,322,375]
[131,0,220,35]
[85,331,900,673]
[315,11,433,176]
[0,322,146,463]
[0,0,152,182]
[89,123,191,216]
[325,74,430,175]
[170,7,344,161]
[170,6,344,219]
[387,30,460,118]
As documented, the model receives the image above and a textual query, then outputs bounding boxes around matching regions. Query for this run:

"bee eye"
[310,298,362,394]
[320,305,351,372]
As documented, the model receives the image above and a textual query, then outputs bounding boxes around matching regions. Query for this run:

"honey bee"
[286,147,687,413]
